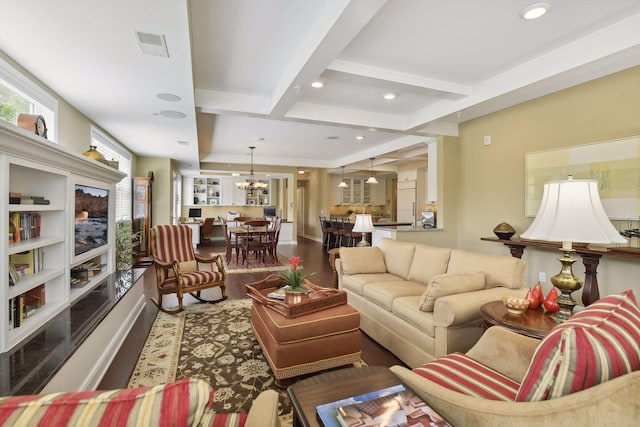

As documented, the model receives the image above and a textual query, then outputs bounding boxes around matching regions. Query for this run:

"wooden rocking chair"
[150,224,227,313]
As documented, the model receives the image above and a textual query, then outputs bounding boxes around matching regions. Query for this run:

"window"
[0,57,57,140]
[91,127,132,221]
[172,170,182,222]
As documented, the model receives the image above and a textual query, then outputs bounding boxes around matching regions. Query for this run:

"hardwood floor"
[98,237,405,390]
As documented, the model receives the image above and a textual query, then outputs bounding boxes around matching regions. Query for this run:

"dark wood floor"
[98,237,405,390]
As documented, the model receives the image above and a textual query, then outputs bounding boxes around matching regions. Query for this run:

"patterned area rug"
[217,252,289,274]
[129,299,366,425]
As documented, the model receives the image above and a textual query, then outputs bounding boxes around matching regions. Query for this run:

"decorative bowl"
[502,296,529,315]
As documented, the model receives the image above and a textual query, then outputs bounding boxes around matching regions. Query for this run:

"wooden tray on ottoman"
[245,274,347,318]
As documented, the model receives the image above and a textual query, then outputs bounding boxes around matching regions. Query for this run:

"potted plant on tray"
[279,256,315,304]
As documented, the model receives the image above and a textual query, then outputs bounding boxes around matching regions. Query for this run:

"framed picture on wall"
[525,136,640,219]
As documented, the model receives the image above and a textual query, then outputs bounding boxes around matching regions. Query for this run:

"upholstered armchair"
[0,378,280,427]
[150,224,227,313]
[391,290,640,426]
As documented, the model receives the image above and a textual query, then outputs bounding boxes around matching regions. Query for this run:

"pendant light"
[338,166,348,188]
[235,146,268,191]
[366,158,378,184]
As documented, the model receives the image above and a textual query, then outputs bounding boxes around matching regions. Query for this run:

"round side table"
[479,300,556,339]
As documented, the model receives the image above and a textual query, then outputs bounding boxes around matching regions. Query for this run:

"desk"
[183,222,202,248]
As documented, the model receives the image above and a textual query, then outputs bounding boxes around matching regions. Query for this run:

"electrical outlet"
[539,272,546,283]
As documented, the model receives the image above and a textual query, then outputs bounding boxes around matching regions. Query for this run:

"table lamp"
[520,177,626,321]
[353,214,375,247]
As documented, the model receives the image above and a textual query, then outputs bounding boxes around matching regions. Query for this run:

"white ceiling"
[1,0,640,176]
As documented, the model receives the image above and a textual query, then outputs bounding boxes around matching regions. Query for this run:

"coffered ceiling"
[1,0,639,176]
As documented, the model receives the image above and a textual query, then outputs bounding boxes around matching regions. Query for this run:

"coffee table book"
[316,384,452,427]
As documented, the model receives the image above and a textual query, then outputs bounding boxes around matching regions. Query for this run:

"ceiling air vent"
[135,31,169,57]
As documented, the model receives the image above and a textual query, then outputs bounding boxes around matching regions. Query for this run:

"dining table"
[228,225,275,265]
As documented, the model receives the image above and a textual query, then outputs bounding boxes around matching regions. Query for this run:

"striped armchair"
[0,378,280,427]
[150,224,227,313]
[391,290,640,426]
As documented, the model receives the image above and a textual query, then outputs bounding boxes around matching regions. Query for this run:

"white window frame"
[172,170,182,223]
[91,126,132,221]
[0,57,58,141]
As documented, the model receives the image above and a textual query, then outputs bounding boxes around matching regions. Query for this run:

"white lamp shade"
[521,179,625,244]
[352,214,375,233]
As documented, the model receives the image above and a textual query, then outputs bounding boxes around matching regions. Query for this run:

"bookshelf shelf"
[1,120,124,354]
[8,236,65,255]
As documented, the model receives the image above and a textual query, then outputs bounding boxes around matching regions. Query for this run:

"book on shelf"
[8,212,41,243]
[9,248,44,278]
[8,262,19,285]
[316,384,452,427]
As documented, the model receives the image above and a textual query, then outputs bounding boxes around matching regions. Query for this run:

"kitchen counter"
[372,225,441,246]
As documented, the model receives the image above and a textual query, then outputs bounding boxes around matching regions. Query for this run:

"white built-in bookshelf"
[1,121,124,353]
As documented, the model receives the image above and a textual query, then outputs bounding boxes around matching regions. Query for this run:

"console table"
[481,237,640,306]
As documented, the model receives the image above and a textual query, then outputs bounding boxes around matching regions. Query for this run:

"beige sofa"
[336,238,528,367]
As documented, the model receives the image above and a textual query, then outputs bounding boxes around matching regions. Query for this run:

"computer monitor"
[263,206,277,218]
[188,208,202,220]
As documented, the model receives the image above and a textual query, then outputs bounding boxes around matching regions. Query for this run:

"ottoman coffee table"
[246,275,362,388]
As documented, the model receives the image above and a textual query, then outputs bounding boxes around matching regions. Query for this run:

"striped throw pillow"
[412,352,519,401]
[516,290,640,401]
[0,378,214,427]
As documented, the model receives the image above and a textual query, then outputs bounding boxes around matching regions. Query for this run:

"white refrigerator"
[397,181,417,225]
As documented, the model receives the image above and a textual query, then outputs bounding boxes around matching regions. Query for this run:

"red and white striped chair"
[150,224,226,313]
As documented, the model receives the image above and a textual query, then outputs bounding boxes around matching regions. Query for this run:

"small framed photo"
[247,199,256,205]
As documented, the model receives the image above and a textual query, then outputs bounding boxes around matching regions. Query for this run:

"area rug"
[216,252,289,274]
[128,299,366,425]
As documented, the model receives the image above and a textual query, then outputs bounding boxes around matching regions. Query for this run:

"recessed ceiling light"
[159,110,186,119]
[311,80,325,88]
[231,172,240,177]
[157,93,181,102]
[254,137,265,142]
[186,164,193,167]
[327,136,339,140]
[298,169,305,174]
[177,140,189,145]
[355,135,365,140]
[520,2,550,20]
[382,92,398,100]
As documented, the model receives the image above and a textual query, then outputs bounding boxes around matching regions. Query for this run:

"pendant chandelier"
[235,146,268,191]
[366,157,378,184]
[338,166,348,188]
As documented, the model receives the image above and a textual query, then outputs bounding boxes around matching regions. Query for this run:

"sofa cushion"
[340,272,406,295]
[407,245,452,284]
[363,280,426,311]
[516,290,640,402]
[0,378,213,427]
[412,353,519,401]
[380,238,416,280]
[419,272,486,312]
[447,249,526,289]
[339,247,387,275]
[393,296,435,336]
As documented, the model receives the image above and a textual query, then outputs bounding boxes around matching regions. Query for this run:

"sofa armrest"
[465,326,539,382]
[391,365,640,426]
[433,287,527,328]
[245,390,280,427]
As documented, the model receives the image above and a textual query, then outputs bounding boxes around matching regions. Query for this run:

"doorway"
[296,187,305,237]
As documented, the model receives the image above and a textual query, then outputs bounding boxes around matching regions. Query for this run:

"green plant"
[115,219,140,271]
[278,256,314,292]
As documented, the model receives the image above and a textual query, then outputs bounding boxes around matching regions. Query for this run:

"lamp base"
[550,250,583,322]
[356,236,370,247]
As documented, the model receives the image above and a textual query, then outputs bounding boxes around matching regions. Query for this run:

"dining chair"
[265,217,282,261]
[220,218,242,264]
[149,224,226,313]
[239,221,269,265]
[319,216,333,249]
[330,216,344,248]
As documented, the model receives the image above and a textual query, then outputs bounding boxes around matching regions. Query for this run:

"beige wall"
[135,157,172,226]
[455,66,640,300]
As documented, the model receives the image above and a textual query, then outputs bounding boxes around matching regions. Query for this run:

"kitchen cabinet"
[220,177,246,206]
[331,176,385,205]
